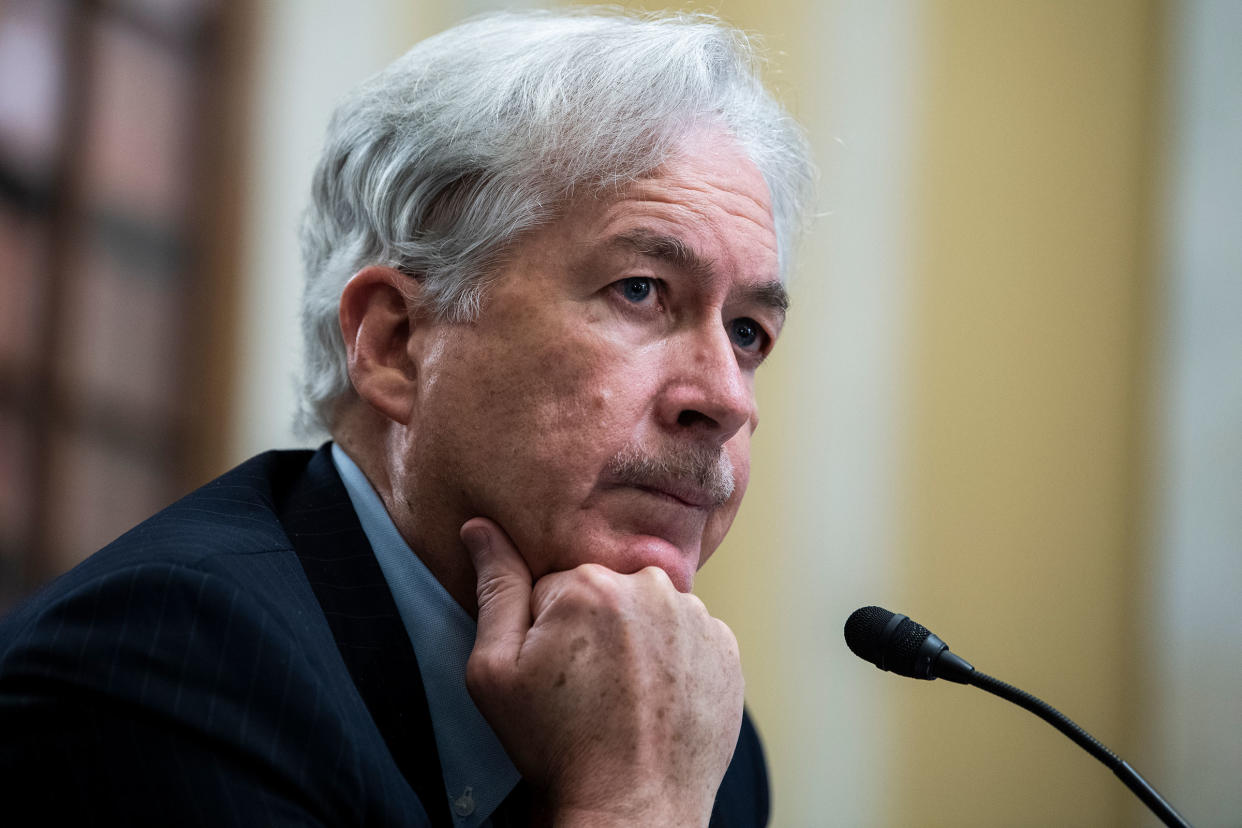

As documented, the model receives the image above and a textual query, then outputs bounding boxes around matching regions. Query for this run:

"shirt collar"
[331,443,520,827]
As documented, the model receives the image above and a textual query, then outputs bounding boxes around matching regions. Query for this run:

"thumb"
[461,517,533,664]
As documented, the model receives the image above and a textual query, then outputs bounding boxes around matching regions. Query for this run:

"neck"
[333,408,480,617]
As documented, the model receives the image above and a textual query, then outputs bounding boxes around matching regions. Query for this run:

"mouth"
[602,443,735,511]
[631,481,714,510]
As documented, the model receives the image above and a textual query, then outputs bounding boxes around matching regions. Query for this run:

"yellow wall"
[696,1,1164,825]
[895,2,1160,825]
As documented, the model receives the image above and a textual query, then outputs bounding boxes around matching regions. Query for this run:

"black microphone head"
[844,605,972,682]
[843,605,900,662]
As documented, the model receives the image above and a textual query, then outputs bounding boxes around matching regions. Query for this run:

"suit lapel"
[281,446,452,828]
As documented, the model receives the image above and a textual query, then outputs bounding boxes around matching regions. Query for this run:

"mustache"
[604,442,735,508]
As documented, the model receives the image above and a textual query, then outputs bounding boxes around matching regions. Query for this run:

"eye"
[728,317,766,351]
[615,277,656,304]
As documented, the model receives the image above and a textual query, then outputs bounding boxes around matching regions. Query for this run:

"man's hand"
[461,518,745,827]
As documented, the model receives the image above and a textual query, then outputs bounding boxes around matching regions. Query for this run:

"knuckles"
[535,563,627,618]
[538,564,725,636]
[635,565,675,590]
[519,562,740,683]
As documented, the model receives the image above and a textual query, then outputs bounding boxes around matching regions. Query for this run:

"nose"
[656,325,755,445]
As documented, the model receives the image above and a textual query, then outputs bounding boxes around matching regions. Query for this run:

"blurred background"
[1,0,1238,825]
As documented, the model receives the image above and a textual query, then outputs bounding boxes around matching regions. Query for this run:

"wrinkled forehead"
[611,142,777,270]
[633,125,776,216]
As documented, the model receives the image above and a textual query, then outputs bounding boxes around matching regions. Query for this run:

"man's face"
[405,128,784,592]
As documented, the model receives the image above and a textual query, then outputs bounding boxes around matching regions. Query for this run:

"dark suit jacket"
[0,446,769,826]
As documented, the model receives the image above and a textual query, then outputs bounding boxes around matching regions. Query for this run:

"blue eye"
[729,318,763,350]
[618,277,653,303]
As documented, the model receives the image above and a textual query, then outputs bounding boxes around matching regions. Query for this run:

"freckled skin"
[390,128,782,610]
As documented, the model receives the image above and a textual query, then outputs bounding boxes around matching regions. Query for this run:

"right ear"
[338,265,426,426]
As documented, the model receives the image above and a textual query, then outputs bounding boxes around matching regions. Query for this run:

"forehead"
[567,130,780,283]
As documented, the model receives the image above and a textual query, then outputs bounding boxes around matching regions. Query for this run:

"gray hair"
[297,7,815,437]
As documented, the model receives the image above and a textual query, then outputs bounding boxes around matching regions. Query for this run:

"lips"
[632,480,715,510]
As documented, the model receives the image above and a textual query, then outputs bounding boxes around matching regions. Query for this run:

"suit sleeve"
[710,707,771,827]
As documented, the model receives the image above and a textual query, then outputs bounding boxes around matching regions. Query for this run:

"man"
[0,9,813,826]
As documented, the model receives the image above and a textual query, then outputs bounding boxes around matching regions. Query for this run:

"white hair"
[297,7,815,437]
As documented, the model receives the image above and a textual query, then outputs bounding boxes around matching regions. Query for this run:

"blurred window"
[0,0,231,609]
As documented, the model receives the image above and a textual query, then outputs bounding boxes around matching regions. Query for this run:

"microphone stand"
[968,670,1191,828]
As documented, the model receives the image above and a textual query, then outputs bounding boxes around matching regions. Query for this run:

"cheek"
[458,331,591,424]
[459,327,646,502]
[518,326,650,439]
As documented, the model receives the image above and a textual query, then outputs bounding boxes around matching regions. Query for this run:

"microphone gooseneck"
[843,605,1193,828]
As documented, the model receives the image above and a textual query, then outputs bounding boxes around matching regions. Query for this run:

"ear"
[338,265,427,426]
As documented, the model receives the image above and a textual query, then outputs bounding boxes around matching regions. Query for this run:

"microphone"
[842,604,975,683]
[843,606,1192,828]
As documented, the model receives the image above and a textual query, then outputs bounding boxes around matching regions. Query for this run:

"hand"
[461,517,745,827]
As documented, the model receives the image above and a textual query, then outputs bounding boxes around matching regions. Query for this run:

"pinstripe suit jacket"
[0,446,769,826]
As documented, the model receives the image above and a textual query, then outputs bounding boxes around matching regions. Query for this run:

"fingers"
[462,517,533,669]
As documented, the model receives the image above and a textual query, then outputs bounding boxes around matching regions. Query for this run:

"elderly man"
[0,9,812,826]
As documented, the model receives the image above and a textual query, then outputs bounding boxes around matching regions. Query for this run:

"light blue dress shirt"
[332,444,520,827]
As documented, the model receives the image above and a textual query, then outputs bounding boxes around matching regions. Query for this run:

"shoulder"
[89,448,320,569]
[0,448,333,737]
[0,446,424,824]
[0,446,348,704]
[4,447,334,623]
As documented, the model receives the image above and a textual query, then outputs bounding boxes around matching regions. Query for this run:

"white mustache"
[604,443,735,508]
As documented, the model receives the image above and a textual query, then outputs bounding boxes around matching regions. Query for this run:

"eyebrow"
[734,281,790,321]
[610,229,790,321]
[612,230,714,281]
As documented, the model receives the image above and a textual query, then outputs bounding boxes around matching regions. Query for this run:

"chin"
[607,533,700,593]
